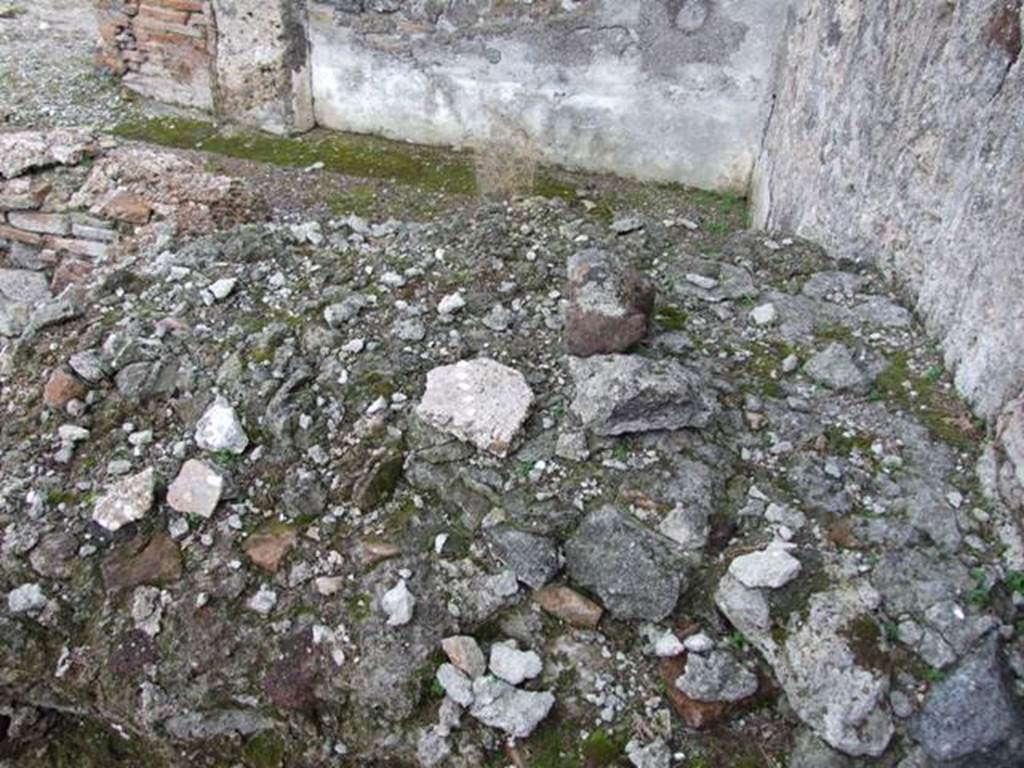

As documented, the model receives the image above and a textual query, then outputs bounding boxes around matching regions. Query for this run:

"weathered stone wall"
[308,0,790,190]
[752,0,1024,418]
[209,0,315,134]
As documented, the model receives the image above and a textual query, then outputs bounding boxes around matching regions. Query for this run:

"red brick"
[137,5,189,25]
[6,211,70,236]
[0,225,43,246]
[51,258,94,295]
[148,0,204,12]
[43,236,111,260]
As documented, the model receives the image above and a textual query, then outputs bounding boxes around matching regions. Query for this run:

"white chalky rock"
[750,303,778,326]
[195,396,249,454]
[382,579,416,626]
[728,547,802,589]
[684,632,715,653]
[166,459,224,518]
[489,642,543,685]
[437,292,466,315]
[436,663,474,707]
[653,631,686,657]
[208,278,237,301]
[685,273,719,290]
[469,676,555,739]
[8,583,47,614]
[416,358,534,457]
[246,585,278,615]
[92,467,155,532]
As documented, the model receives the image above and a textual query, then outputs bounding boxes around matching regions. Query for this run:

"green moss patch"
[113,117,477,194]
[872,351,981,450]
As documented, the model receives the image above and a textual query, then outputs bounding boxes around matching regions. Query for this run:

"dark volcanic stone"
[101,534,183,590]
[565,248,654,356]
[564,505,687,621]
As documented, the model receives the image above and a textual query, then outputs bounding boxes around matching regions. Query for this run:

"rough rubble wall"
[96,0,215,110]
[752,0,1024,418]
[308,0,790,191]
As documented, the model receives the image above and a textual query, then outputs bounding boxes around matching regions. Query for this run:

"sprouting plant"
[1005,571,1024,595]
[726,630,749,651]
[968,568,991,606]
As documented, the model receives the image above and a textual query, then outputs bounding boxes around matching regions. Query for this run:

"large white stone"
[166,459,224,518]
[469,676,555,739]
[195,396,249,455]
[381,579,416,627]
[416,358,534,457]
[92,468,156,532]
[488,642,542,686]
[8,583,47,614]
[728,547,802,589]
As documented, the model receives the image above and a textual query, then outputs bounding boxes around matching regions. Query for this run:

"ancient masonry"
[96,0,215,110]
[0,129,257,324]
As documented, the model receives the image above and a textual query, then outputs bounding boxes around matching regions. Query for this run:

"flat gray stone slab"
[569,354,718,436]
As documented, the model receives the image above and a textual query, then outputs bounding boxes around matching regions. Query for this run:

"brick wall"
[96,0,214,111]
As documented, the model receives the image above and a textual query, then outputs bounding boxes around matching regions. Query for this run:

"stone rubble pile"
[1,128,1022,767]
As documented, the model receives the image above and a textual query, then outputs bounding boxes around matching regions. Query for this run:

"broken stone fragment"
[92,467,155,532]
[488,641,542,686]
[242,524,297,573]
[381,579,416,626]
[195,396,249,454]
[728,547,802,589]
[97,189,152,224]
[717,579,894,757]
[564,505,687,622]
[532,584,603,629]
[0,128,96,179]
[436,663,474,707]
[7,583,47,614]
[468,676,555,739]
[568,355,718,436]
[247,585,278,615]
[749,302,778,326]
[357,537,402,566]
[416,358,534,457]
[482,525,559,590]
[675,650,758,703]
[441,635,487,678]
[68,349,107,383]
[565,248,654,356]
[166,459,224,518]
